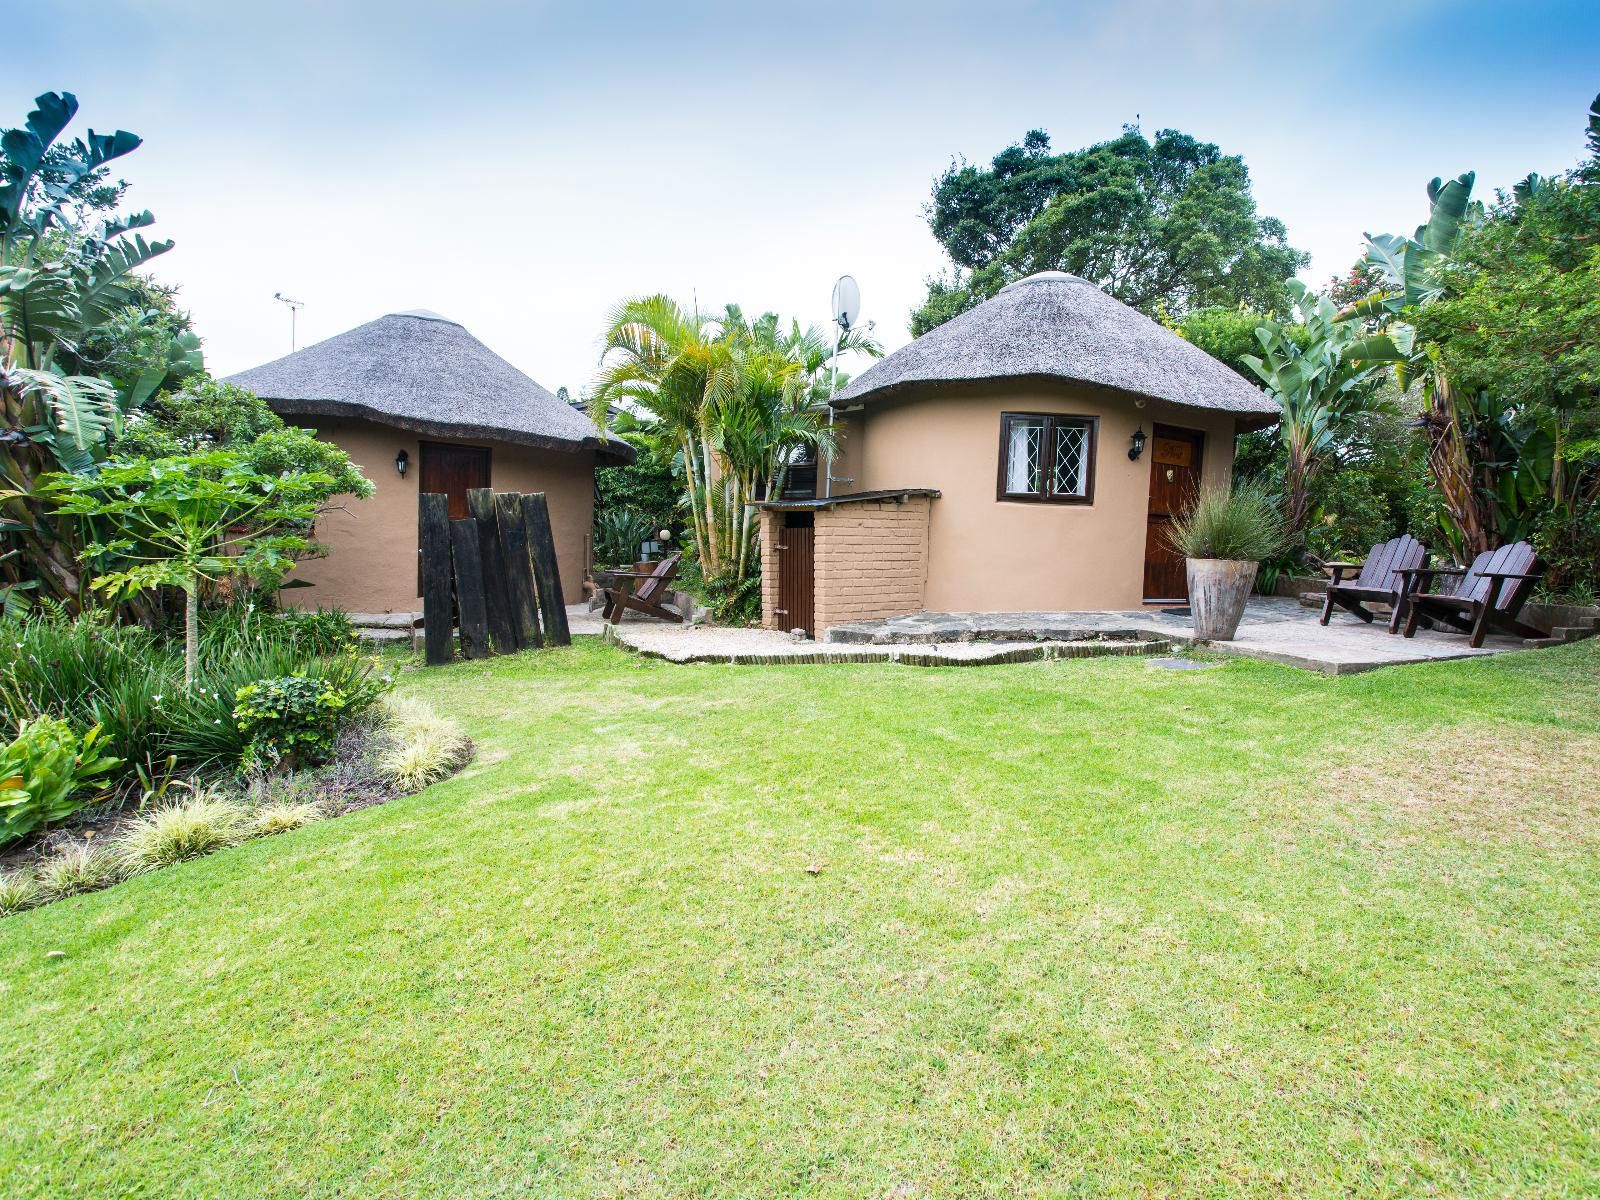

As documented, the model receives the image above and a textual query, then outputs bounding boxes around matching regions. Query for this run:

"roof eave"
[830,372,1277,422]
[265,397,636,465]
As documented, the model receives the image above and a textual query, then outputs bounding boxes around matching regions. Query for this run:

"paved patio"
[572,596,1537,674]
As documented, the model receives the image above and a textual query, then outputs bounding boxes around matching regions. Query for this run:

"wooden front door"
[1142,424,1205,604]
[775,513,815,637]
[419,442,491,518]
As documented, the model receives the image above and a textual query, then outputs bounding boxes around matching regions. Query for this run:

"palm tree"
[594,298,879,584]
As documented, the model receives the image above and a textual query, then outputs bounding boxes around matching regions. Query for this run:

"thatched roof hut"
[223,310,623,615]
[227,311,632,464]
[834,272,1278,430]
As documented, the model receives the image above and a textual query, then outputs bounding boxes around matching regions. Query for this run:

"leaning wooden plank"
[468,487,519,654]
[495,492,543,649]
[419,492,455,665]
[520,491,570,645]
[449,518,490,660]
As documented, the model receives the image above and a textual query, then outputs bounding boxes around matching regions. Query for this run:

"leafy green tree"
[913,126,1307,334]
[44,452,333,688]
[1170,305,1307,378]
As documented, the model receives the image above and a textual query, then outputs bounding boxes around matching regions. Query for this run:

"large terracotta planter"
[1186,558,1258,641]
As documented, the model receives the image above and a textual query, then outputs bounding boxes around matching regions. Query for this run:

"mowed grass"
[3,639,1599,1198]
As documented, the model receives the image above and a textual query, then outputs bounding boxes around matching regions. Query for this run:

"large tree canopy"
[912,126,1308,335]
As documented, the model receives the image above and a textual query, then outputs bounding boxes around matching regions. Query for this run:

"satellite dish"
[831,275,861,332]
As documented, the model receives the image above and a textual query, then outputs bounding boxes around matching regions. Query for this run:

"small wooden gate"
[775,513,815,636]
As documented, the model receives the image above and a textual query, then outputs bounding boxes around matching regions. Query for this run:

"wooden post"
[468,487,519,654]
[496,491,543,649]
[520,491,570,645]
[419,492,455,665]
[449,518,490,659]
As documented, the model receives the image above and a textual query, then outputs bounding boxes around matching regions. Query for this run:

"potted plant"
[1168,479,1287,641]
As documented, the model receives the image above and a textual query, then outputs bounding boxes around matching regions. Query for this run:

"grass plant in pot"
[1168,479,1287,641]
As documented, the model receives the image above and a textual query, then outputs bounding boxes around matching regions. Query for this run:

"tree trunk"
[184,579,199,690]
[1422,373,1493,557]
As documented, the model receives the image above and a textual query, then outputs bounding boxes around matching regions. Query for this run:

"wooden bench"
[601,553,684,625]
[1397,541,1546,648]
[1320,534,1429,634]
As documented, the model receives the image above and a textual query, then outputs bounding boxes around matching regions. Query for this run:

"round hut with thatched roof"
[226,310,632,615]
[755,271,1278,636]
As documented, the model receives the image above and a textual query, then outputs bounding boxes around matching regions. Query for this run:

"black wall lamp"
[1128,426,1147,461]
[395,449,409,477]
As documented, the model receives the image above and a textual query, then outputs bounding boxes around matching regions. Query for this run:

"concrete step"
[1550,625,1599,643]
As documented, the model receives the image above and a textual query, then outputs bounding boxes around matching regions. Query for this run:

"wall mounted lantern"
[1128,426,1147,461]
[395,449,409,477]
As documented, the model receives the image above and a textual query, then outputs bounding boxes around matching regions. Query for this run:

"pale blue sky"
[12,1,1599,393]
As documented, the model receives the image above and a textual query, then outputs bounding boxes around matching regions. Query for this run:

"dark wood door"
[775,514,815,636]
[418,442,490,519]
[1142,424,1205,603]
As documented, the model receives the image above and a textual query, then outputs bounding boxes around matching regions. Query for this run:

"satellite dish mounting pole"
[824,275,861,500]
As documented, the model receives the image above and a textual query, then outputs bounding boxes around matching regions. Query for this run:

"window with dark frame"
[997,412,1097,504]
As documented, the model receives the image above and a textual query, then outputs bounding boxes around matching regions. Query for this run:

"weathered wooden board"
[419,492,455,665]
[496,491,543,649]
[449,518,490,659]
[520,491,569,645]
[468,487,519,653]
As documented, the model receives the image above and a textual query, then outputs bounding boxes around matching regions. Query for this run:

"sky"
[12,1,1600,396]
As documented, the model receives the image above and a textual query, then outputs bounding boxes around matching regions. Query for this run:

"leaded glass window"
[998,412,1096,504]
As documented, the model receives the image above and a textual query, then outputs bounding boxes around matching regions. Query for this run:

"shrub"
[234,675,357,772]
[0,717,122,847]
[0,869,41,916]
[594,508,658,567]
[116,794,248,874]
[36,842,121,899]
[249,801,324,836]
[1168,479,1288,563]
[378,697,472,792]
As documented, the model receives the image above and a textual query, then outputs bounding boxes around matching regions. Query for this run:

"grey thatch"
[225,311,633,464]
[833,272,1279,426]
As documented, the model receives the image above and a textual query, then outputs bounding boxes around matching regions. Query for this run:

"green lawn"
[4,639,1598,1198]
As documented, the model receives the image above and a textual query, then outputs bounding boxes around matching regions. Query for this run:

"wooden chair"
[1397,541,1546,648]
[601,553,684,625]
[1320,534,1429,634]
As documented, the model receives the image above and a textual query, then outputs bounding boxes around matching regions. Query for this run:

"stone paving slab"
[571,598,1532,674]
[568,606,1166,666]
[828,597,1529,675]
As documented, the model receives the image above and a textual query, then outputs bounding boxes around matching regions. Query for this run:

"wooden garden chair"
[602,553,684,625]
[1319,533,1429,634]
[1396,541,1546,648]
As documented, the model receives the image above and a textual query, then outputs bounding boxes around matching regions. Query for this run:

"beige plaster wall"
[838,383,1237,612]
[283,418,595,613]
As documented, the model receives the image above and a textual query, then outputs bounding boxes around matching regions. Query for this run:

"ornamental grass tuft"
[0,868,41,916]
[249,801,325,837]
[1167,477,1289,563]
[377,696,472,792]
[115,794,249,875]
[35,842,121,900]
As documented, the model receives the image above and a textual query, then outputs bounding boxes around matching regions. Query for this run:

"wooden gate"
[775,513,815,636]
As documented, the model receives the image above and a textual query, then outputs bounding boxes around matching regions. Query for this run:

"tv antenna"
[273,292,305,352]
[824,275,864,498]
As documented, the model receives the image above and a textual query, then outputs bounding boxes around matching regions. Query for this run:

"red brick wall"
[760,496,932,636]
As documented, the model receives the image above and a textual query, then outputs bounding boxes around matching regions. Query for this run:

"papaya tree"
[42,452,332,688]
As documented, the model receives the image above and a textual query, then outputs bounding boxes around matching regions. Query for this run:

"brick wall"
[759,496,933,636]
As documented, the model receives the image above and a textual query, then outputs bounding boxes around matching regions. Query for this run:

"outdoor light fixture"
[1128,426,1147,461]
[395,449,409,477]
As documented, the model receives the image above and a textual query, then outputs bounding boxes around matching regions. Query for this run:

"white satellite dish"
[831,274,861,332]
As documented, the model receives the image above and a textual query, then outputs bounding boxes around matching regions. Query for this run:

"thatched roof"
[225,311,633,464]
[833,272,1278,427]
